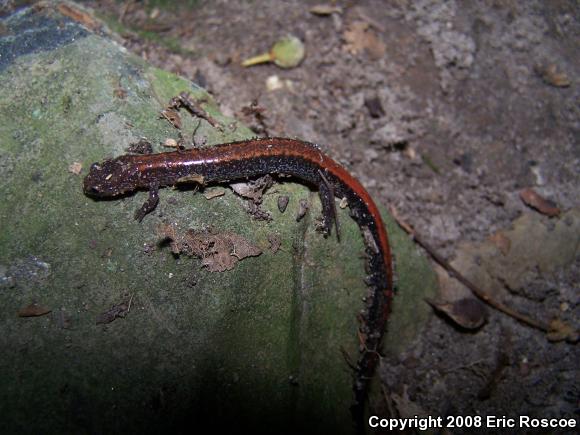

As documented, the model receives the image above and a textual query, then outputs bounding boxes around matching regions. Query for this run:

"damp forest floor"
[5,0,580,433]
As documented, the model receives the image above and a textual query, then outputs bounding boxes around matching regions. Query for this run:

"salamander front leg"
[134,182,160,222]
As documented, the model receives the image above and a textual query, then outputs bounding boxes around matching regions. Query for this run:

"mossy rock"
[0,3,437,434]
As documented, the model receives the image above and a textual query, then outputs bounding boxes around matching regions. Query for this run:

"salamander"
[83,137,394,430]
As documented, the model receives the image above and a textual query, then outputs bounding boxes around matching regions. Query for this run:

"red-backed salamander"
[83,137,394,430]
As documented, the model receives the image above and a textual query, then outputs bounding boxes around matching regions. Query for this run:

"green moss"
[382,210,437,354]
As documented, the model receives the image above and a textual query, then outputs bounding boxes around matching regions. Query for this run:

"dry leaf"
[163,138,179,148]
[127,138,153,154]
[18,303,51,317]
[520,188,560,217]
[364,95,385,118]
[266,75,284,91]
[57,3,102,32]
[268,233,282,253]
[343,21,386,59]
[160,108,182,129]
[230,175,273,203]
[68,161,82,175]
[175,174,205,185]
[403,146,418,160]
[547,319,579,343]
[277,195,289,213]
[158,225,262,272]
[96,296,132,324]
[296,198,309,222]
[310,4,342,15]
[427,297,487,330]
[113,86,127,99]
[203,188,225,200]
[537,64,571,88]
[489,232,511,255]
[443,209,579,333]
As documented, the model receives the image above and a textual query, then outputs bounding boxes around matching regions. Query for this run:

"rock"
[0,3,437,434]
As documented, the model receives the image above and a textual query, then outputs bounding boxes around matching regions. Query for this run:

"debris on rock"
[158,224,262,272]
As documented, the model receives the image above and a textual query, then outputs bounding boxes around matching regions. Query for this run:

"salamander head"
[83,157,139,198]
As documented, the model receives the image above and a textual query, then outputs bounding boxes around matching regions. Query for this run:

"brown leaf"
[175,174,205,185]
[296,199,309,222]
[231,176,274,220]
[96,296,132,325]
[277,195,289,213]
[230,175,273,203]
[113,86,127,99]
[199,232,262,272]
[489,232,511,255]
[547,319,579,343]
[159,226,262,272]
[536,64,571,88]
[364,95,385,118]
[163,138,179,149]
[126,138,153,154]
[310,4,342,16]
[343,21,386,60]
[427,297,487,330]
[203,188,225,200]
[520,188,561,217]
[57,3,102,32]
[267,233,282,254]
[18,303,51,317]
[160,108,182,129]
[68,161,82,175]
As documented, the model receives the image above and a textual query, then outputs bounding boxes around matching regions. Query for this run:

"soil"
[38,0,580,432]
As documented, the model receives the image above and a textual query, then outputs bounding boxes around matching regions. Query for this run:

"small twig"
[119,0,133,24]
[381,384,397,419]
[191,119,203,147]
[177,92,223,131]
[443,358,486,374]
[478,343,510,400]
[389,206,550,333]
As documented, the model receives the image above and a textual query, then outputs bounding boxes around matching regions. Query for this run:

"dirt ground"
[44,0,580,431]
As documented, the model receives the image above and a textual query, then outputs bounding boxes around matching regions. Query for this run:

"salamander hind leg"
[317,170,340,241]
[134,182,160,222]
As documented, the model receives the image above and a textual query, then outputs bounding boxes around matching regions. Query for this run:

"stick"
[389,206,550,332]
